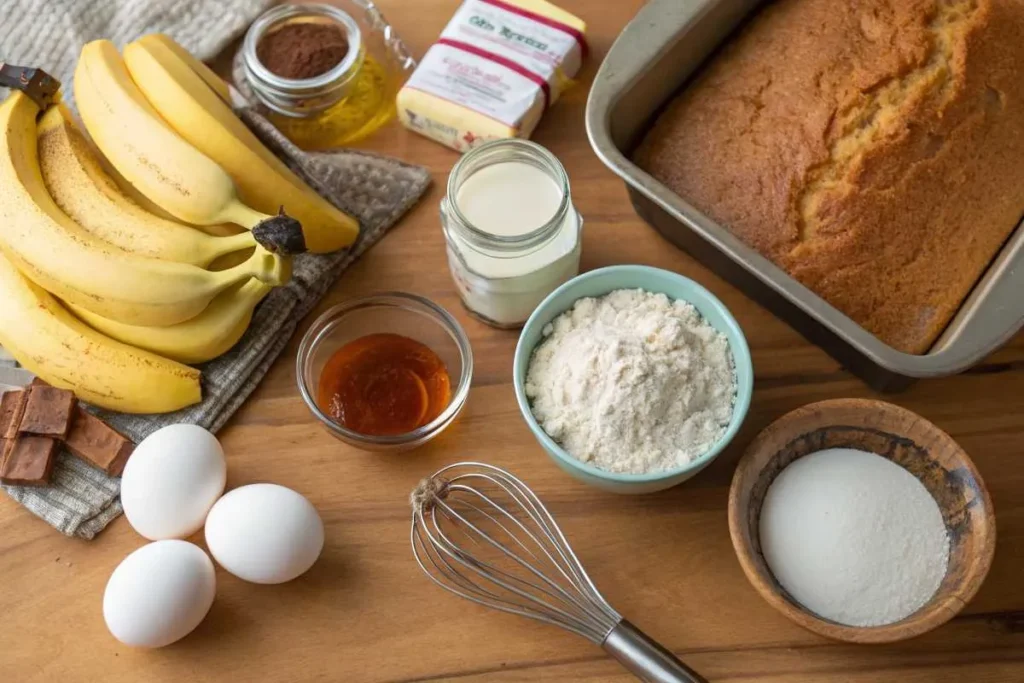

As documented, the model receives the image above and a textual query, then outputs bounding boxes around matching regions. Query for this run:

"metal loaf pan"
[586,0,1024,391]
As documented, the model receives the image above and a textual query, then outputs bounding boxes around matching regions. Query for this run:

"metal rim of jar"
[242,3,365,117]
[443,139,574,256]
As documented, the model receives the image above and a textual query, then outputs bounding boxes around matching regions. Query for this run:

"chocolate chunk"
[19,385,76,439]
[0,391,22,434]
[0,390,27,439]
[0,435,58,486]
[65,407,134,476]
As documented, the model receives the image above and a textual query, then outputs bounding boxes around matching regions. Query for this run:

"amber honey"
[316,333,451,436]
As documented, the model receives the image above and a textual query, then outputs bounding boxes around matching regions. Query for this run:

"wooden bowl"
[728,398,995,643]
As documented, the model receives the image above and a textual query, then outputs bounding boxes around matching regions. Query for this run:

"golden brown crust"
[636,0,1024,354]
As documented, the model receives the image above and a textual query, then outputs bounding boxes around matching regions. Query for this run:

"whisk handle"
[602,620,708,683]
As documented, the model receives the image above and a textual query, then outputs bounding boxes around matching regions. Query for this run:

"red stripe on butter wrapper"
[437,37,552,109]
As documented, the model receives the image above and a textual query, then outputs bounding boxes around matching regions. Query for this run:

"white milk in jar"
[441,139,582,328]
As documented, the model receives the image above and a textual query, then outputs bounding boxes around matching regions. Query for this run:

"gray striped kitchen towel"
[0,0,429,539]
[1,0,276,109]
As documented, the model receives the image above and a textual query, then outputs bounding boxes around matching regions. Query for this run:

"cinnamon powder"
[257,21,349,80]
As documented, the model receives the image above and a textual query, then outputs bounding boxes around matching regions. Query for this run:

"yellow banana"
[87,123,244,237]
[138,33,232,105]
[0,252,201,414]
[95,138,198,222]
[37,104,257,266]
[75,40,283,230]
[69,279,272,365]
[125,35,360,253]
[98,156,260,240]
[0,90,289,327]
[77,102,241,233]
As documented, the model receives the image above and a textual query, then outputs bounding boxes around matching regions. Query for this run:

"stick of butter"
[397,0,587,152]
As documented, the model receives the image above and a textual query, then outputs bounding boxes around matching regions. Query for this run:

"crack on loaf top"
[792,0,980,247]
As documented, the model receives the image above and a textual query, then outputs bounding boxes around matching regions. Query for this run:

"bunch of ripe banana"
[0,36,360,414]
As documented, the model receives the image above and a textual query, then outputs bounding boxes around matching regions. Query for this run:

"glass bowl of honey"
[296,293,472,451]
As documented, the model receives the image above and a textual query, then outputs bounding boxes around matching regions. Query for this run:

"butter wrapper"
[397,0,587,152]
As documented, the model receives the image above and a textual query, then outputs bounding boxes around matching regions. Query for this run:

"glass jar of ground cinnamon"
[242,3,407,149]
[256,20,351,81]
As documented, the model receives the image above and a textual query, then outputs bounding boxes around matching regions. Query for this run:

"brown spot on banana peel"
[251,209,307,255]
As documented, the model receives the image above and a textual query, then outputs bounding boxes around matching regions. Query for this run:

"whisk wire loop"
[411,463,620,641]
[442,498,538,561]
[410,462,707,682]
[443,470,617,624]
[450,469,610,606]
[426,495,613,639]
[442,485,595,605]
[412,507,604,641]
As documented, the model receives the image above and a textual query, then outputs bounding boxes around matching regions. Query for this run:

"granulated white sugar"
[759,447,950,627]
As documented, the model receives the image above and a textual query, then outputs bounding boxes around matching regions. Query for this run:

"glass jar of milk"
[441,139,582,328]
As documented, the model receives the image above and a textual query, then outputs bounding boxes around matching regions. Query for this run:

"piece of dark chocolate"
[65,407,135,477]
[18,385,76,439]
[0,435,58,486]
[0,390,28,440]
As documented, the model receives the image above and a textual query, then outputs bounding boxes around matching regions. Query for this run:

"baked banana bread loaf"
[636,0,1024,354]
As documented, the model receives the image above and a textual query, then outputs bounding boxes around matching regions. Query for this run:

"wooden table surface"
[2,1,1023,681]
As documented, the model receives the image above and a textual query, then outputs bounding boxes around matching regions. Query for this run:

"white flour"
[524,289,737,474]
[759,448,950,627]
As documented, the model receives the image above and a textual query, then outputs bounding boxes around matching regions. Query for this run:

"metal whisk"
[410,462,707,683]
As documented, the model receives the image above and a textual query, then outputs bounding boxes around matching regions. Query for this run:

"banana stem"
[238,277,275,305]
[249,245,291,286]
[211,231,259,261]
[211,244,290,289]
[219,200,274,230]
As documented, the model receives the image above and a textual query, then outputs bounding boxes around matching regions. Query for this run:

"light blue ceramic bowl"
[514,265,754,494]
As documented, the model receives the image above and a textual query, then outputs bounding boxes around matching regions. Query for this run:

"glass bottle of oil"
[241,2,413,150]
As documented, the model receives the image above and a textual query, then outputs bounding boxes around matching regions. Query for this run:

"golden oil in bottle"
[242,3,410,150]
[264,54,398,150]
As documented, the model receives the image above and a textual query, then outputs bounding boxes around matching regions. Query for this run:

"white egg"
[121,424,226,540]
[103,540,216,648]
[205,483,324,584]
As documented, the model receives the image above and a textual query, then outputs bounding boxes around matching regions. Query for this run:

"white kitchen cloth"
[0,1,430,538]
